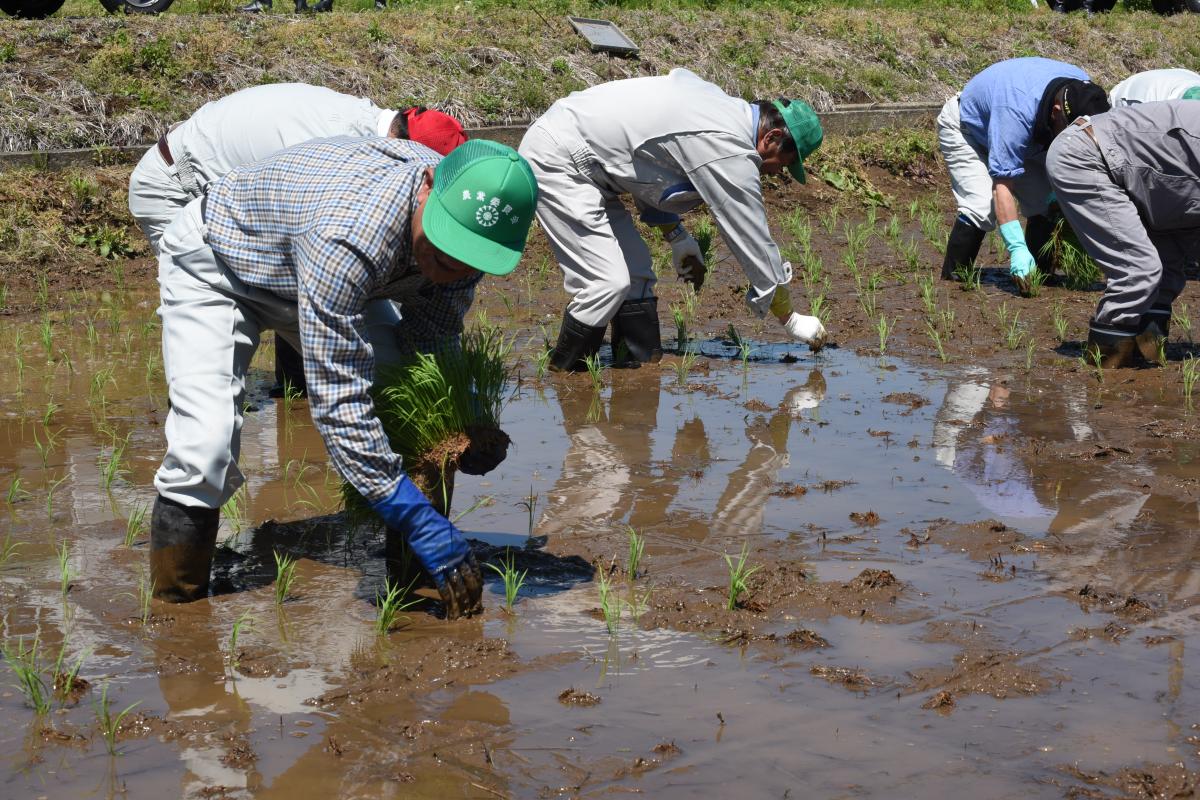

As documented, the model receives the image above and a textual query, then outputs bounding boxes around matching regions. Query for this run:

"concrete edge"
[0,102,943,172]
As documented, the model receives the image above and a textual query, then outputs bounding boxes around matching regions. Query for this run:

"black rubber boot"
[270,339,308,399]
[292,0,308,10]
[941,217,986,281]
[1135,304,1172,366]
[1085,320,1140,370]
[310,0,332,10]
[149,495,219,603]
[609,297,664,368]
[549,311,607,373]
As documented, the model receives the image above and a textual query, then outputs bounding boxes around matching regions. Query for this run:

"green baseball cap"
[422,139,538,276]
[773,99,823,183]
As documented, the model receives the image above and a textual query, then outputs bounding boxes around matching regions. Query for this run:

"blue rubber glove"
[999,220,1037,289]
[371,478,482,618]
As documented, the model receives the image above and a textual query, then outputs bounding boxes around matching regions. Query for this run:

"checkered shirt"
[205,136,481,504]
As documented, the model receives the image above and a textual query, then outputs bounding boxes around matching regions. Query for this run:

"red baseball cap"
[405,108,467,156]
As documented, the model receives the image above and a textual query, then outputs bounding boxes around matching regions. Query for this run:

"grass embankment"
[0,2,1197,150]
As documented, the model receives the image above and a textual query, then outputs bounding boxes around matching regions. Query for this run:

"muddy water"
[1,295,1197,799]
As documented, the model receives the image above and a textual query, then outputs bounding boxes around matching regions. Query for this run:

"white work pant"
[154,198,403,510]
[937,96,1053,231]
[127,143,195,255]
[518,123,656,328]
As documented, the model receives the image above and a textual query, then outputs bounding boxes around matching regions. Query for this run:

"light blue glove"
[371,478,482,618]
[999,220,1036,279]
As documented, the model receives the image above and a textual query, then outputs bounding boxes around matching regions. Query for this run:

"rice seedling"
[919,210,947,249]
[1,635,51,713]
[935,307,957,339]
[534,344,553,379]
[917,273,937,317]
[124,503,149,547]
[785,207,812,252]
[517,485,538,538]
[1040,218,1101,289]
[6,474,30,506]
[727,324,752,366]
[32,426,59,469]
[691,215,716,264]
[39,316,53,358]
[58,540,74,597]
[674,350,697,386]
[0,532,19,566]
[132,567,153,625]
[46,476,68,520]
[820,205,840,236]
[884,214,901,242]
[99,433,130,493]
[857,271,883,319]
[35,270,49,310]
[85,319,98,348]
[952,262,982,291]
[1052,301,1069,342]
[227,611,253,670]
[1025,337,1037,371]
[1003,312,1025,351]
[94,682,140,756]
[221,485,249,542]
[583,353,603,392]
[877,315,893,356]
[724,543,761,611]
[273,551,299,605]
[996,301,1014,331]
[1182,356,1199,408]
[908,199,920,220]
[1155,335,1168,367]
[1174,304,1193,345]
[597,569,621,635]
[925,321,949,362]
[375,577,420,634]
[670,301,689,352]
[0,283,7,311]
[345,328,513,520]
[485,549,527,612]
[1085,345,1105,384]
[1021,268,1048,298]
[626,525,645,578]
[801,251,824,295]
[281,379,303,416]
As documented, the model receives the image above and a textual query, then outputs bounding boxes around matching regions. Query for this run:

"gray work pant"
[518,122,656,328]
[127,137,200,256]
[1047,112,1200,328]
[154,199,404,509]
[936,96,1053,230]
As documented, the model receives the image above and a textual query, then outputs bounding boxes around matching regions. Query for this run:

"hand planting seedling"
[485,549,527,612]
[93,682,140,756]
[724,543,760,611]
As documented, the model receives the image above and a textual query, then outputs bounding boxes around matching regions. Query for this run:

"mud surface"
[2,167,1200,798]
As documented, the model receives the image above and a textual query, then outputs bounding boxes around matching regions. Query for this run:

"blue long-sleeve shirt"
[959,58,1089,179]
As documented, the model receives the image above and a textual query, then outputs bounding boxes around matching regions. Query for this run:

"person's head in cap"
[1051,79,1111,134]
[389,107,468,156]
[409,139,538,284]
[752,98,824,182]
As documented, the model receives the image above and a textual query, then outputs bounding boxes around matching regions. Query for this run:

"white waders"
[518,123,656,328]
[127,137,202,255]
[154,199,403,509]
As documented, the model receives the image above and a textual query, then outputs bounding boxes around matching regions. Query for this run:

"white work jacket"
[536,68,790,317]
[1110,69,1200,108]
[165,83,394,195]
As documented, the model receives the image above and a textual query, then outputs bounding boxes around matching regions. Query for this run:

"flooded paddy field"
[1,163,1199,799]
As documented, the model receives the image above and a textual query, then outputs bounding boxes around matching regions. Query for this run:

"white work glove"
[782,312,827,351]
[664,224,706,290]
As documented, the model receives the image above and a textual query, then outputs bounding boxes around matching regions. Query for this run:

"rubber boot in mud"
[385,527,435,592]
[941,217,986,281]
[549,311,606,372]
[1135,304,1172,366]
[270,339,308,399]
[609,297,664,368]
[1085,321,1139,370]
[149,495,219,603]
